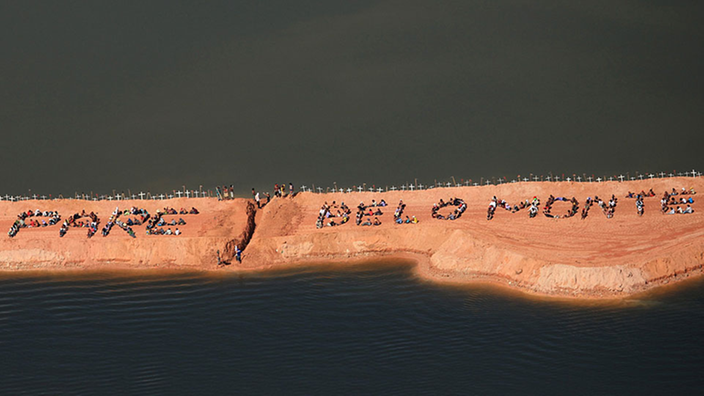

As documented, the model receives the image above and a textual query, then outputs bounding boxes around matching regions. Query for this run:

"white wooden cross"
[485,180,491,185]
[638,174,644,180]
[168,194,174,199]
[648,174,654,179]
[546,176,552,182]
[577,176,582,182]
[523,178,528,182]
[108,196,113,201]
[377,188,383,193]
[138,192,146,200]
[608,177,613,182]
[418,183,424,189]
[159,194,165,200]
[346,188,352,193]
[566,177,571,182]
[668,173,674,177]
[587,176,593,182]
[409,185,415,191]
[390,186,396,191]
[131,194,137,200]
[317,187,323,194]
[401,185,406,191]
[32,194,37,200]
[533,176,539,182]
[41,195,47,200]
[175,191,183,198]
[445,182,451,187]
[618,175,625,182]
[357,186,363,193]
[659,172,665,178]
[692,169,697,177]
[596,177,602,182]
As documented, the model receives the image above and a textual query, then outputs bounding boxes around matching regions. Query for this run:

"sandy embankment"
[1,177,703,299]
[0,198,249,271]
[243,177,704,299]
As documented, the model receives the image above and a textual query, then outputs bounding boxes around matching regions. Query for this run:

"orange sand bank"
[2,177,703,299]
[0,198,248,271]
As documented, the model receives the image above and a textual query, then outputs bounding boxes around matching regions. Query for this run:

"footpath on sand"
[1,177,703,299]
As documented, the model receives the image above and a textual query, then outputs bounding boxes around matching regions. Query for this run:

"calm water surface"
[1,262,703,395]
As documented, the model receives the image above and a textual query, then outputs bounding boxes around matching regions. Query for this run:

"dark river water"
[1,262,702,395]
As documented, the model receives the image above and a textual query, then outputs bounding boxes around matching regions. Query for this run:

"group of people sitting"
[316,201,352,228]
[486,198,501,220]
[392,200,410,223]
[581,196,617,219]
[661,188,695,215]
[432,198,467,220]
[143,206,196,235]
[635,196,645,216]
[146,226,182,235]
[626,189,656,198]
[160,207,198,215]
[114,219,137,238]
[398,215,419,224]
[663,205,694,215]
[8,205,198,238]
[487,197,539,220]
[672,187,696,196]
[60,210,100,238]
[315,198,418,227]
[101,207,123,237]
[357,199,388,225]
[543,196,580,219]
[8,209,62,237]
[359,216,383,226]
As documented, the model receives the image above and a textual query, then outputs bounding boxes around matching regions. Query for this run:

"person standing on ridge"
[289,183,294,197]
